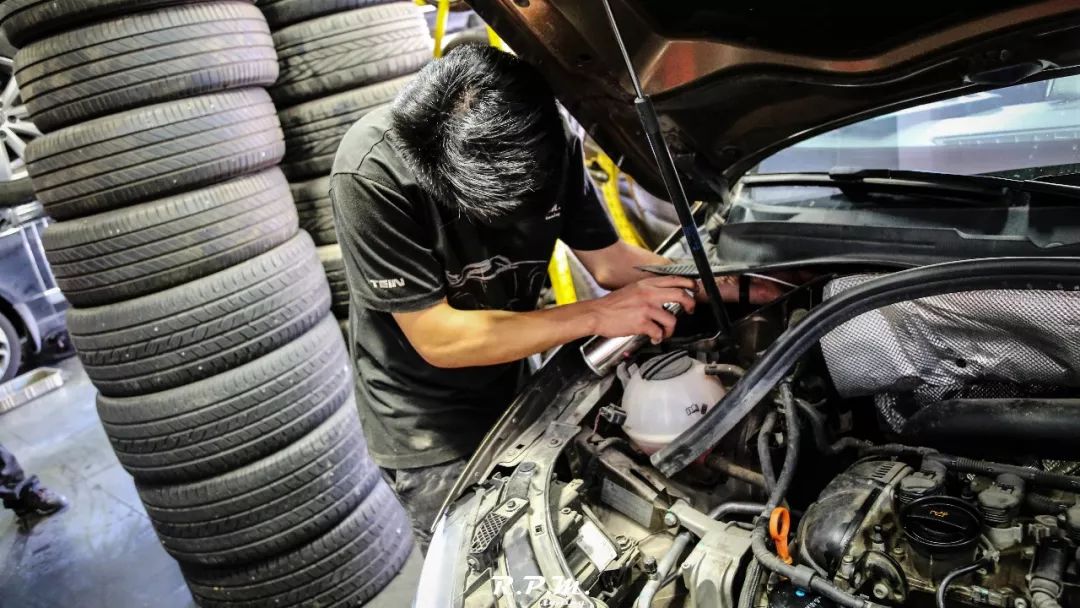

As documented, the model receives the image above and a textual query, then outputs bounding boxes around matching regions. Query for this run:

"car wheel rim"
[0,57,39,183]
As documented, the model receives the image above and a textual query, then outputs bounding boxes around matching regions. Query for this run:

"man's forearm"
[575,241,670,290]
[396,300,601,369]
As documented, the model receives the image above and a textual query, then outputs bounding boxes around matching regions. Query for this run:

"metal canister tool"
[579,300,685,376]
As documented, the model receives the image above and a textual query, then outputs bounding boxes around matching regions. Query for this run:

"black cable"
[1027,493,1073,515]
[757,410,778,494]
[795,399,878,455]
[794,402,1080,494]
[747,382,877,608]
[767,384,800,511]
[738,557,766,608]
[710,501,768,520]
[926,454,1080,493]
[706,454,768,488]
[794,398,830,450]
[657,569,680,591]
[750,527,875,608]
[638,501,768,607]
[795,397,942,458]
[936,560,986,608]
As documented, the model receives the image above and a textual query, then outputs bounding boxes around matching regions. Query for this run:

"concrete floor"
[0,356,422,608]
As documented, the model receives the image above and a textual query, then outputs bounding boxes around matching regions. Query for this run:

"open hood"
[471,1,1080,199]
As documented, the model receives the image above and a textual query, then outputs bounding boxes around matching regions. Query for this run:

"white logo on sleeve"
[545,201,561,220]
[369,278,406,289]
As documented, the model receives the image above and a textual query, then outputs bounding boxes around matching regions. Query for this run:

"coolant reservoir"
[620,352,726,454]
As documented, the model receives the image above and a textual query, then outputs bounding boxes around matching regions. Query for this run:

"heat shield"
[819,275,1080,400]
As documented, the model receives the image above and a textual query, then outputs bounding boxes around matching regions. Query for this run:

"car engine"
[795,459,1080,608]
[446,265,1080,608]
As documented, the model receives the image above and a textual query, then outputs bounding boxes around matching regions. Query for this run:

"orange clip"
[770,507,793,564]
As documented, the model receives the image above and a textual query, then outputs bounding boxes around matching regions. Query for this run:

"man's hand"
[392,277,696,368]
[584,275,697,344]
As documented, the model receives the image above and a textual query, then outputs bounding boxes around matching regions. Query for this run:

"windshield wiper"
[741,167,1080,204]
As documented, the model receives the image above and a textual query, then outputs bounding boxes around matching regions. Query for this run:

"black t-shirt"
[330,106,617,469]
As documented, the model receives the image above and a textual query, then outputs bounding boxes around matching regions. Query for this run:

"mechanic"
[330,44,774,551]
[1,444,67,521]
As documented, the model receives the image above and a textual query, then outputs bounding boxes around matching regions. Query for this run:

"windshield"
[758,74,1080,179]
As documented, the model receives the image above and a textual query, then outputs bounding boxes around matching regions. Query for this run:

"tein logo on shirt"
[369,278,406,289]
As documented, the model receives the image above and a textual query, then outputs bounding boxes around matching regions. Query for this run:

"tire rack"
[259,0,433,336]
[1,0,415,604]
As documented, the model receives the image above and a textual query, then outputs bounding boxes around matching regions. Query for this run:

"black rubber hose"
[798,420,1080,493]
[1029,539,1069,608]
[1027,493,1073,515]
[936,560,986,608]
[766,384,800,511]
[750,528,877,608]
[748,384,879,608]
[710,501,767,520]
[899,398,1080,460]
[865,443,938,458]
[793,401,951,459]
[738,557,766,608]
[637,501,767,608]
[652,257,1080,477]
[757,411,778,494]
[795,398,831,450]
[795,398,874,455]
[706,454,768,488]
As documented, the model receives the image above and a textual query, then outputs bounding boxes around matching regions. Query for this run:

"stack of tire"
[2,0,413,605]
[258,0,432,335]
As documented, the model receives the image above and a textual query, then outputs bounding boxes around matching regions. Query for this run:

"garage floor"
[0,357,422,608]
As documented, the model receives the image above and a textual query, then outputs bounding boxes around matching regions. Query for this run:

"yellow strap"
[548,240,578,305]
[486,26,503,50]
[432,0,450,58]
[594,152,647,248]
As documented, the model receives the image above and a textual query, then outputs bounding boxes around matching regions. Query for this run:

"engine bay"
[445,262,1080,608]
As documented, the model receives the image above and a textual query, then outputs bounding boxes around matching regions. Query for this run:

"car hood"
[470,0,1080,199]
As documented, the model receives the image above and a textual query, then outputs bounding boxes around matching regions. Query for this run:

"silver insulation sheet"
[819,275,1080,398]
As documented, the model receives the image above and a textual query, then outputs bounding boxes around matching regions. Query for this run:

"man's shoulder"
[331,106,412,188]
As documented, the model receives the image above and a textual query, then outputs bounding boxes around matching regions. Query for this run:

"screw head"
[1014,599,1029,608]
[561,507,572,515]
[616,535,629,548]
[643,556,658,574]
[540,599,552,608]
[663,512,678,527]
[548,438,562,447]
[842,554,855,564]
[520,462,536,472]
[505,499,517,510]
[870,525,885,542]
[873,583,890,599]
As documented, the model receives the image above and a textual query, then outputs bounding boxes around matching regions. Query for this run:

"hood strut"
[598,0,732,337]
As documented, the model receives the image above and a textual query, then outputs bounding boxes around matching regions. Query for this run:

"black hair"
[390,43,565,222]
